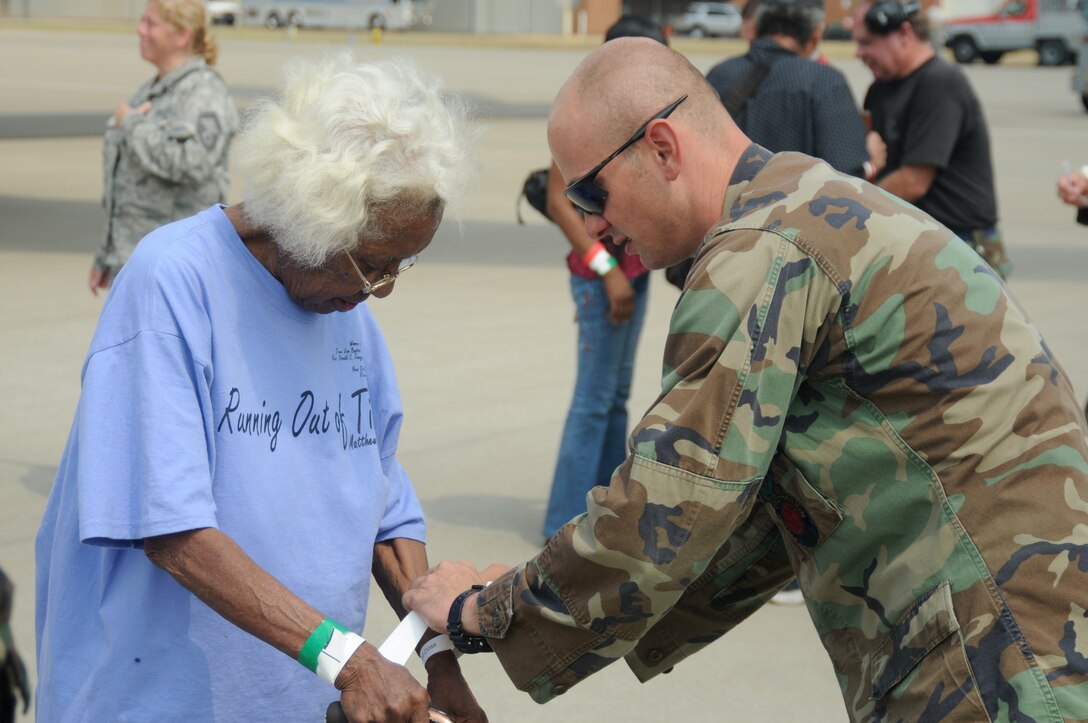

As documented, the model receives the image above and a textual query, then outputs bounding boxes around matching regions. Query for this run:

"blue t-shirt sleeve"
[77,330,217,547]
[375,454,425,543]
[363,313,425,544]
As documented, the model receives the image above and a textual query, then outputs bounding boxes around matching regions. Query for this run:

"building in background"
[0,0,619,32]
[0,0,960,38]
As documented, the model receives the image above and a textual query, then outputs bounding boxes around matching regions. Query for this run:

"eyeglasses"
[563,94,688,216]
[344,251,417,295]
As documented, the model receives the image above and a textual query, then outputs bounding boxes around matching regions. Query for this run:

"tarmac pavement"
[2,22,1087,722]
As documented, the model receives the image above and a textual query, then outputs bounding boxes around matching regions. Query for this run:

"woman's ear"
[174,26,195,53]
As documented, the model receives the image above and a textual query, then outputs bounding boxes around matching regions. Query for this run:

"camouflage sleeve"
[475,226,843,702]
[119,77,235,186]
[626,500,794,681]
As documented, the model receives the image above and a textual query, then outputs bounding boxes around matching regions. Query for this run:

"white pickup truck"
[942,0,1088,66]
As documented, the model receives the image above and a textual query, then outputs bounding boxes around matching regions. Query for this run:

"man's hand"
[403,561,512,634]
[1057,171,1088,208]
[602,268,635,324]
[425,653,488,723]
[335,643,432,722]
[866,131,887,176]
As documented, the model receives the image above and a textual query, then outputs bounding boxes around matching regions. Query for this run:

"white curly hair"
[234,54,476,268]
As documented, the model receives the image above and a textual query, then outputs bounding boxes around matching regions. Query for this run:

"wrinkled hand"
[88,265,111,296]
[1057,171,1088,207]
[335,643,432,722]
[425,654,488,723]
[866,131,887,176]
[602,269,635,324]
[403,561,512,634]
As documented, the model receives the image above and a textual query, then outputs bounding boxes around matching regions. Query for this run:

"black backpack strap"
[722,60,773,118]
[722,45,793,118]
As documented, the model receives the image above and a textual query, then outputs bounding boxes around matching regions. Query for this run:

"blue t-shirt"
[35,206,426,722]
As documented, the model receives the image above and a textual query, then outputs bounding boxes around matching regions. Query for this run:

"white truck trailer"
[241,0,430,30]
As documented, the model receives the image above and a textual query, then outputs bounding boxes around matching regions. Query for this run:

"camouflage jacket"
[476,146,1088,721]
[95,56,238,273]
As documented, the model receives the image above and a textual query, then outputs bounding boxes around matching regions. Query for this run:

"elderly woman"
[89,0,238,295]
[37,56,483,722]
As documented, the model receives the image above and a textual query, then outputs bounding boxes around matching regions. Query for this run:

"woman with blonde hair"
[89,0,238,294]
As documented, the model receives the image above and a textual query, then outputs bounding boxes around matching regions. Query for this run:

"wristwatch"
[446,585,492,654]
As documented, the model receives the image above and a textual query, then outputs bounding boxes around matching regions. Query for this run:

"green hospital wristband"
[298,618,348,672]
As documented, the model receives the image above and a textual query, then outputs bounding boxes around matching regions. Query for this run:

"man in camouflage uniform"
[405,38,1088,720]
[92,54,237,290]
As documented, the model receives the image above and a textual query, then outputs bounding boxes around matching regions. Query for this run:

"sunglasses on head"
[563,94,688,216]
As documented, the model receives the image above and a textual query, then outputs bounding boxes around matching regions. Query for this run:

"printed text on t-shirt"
[216,387,376,452]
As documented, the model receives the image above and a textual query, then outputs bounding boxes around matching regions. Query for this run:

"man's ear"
[644,119,682,181]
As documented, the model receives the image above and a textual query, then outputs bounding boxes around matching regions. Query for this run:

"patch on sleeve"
[197,112,222,150]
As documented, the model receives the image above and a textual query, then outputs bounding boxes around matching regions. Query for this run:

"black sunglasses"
[563,94,688,216]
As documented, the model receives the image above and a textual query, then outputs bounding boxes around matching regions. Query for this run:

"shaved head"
[550,38,726,161]
[547,37,752,269]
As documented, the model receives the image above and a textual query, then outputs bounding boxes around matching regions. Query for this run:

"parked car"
[672,1,742,38]
[206,0,240,25]
[822,19,854,40]
[942,0,1087,66]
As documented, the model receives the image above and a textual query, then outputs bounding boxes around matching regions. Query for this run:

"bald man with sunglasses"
[406,38,1088,721]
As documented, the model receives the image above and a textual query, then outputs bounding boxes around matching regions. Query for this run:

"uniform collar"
[721,143,775,222]
[149,56,207,98]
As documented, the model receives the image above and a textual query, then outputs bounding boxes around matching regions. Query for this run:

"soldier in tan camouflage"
[89,0,238,295]
[406,37,1088,721]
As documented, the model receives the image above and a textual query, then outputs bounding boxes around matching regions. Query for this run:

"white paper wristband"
[316,629,366,685]
[419,634,459,667]
[587,247,617,276]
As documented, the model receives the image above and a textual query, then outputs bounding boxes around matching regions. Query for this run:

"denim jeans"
[543,272,650,538]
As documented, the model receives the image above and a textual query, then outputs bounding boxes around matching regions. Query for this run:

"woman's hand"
[1057,171,1088,208]
[336,643,433,722]
[114,100,152,124]
[602,268,635,324]
[425,653,488,723]
[88,265,111,296]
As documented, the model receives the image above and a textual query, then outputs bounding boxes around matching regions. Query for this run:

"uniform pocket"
[869,581,991,720]
[166,120,196,142]
[759,455,844,563]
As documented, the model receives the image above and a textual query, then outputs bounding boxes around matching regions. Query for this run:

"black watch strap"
[446,584,493,654]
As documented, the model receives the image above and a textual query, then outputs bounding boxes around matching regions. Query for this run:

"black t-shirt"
[864,57,997,233]
[706,39,868,178]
